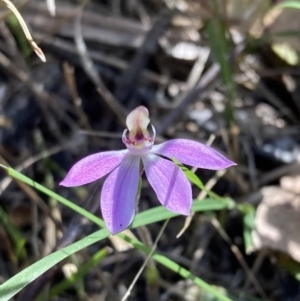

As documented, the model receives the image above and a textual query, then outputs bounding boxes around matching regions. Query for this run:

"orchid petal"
[142,154,192,215]
[101,155,140,234]
[152,139,236,170]
[60,150,128,187]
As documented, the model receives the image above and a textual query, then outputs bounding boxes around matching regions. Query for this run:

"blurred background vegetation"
[1,0,300,300]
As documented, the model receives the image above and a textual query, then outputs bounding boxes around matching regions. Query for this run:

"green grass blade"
[276,1,300,9]
[243,208,255,254]
[278,256,300,281]
[132,198,232,228]
[0,167,235,301]
[0,227,233,301]
[0,205,26,259]
[7,15,32,58]
[0,229,110,301]
[4,167,232,228]
[49,247,108,297]
[121,235,233,301]
[5,166,106,228]
[206,18,236,126]
[179,165,228,201]
[155,256,231,301]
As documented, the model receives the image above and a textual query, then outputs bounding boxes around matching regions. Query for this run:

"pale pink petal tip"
[101,155,140,234]
[60,150,127,187]
[152,139,236,170]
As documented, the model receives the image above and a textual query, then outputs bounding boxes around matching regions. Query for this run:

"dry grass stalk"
[1,0,46,62]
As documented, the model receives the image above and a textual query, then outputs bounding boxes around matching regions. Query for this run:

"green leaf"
[4,166,233,229]
[272,43,299,66]
[49,247,108,297]
[181,166,236,209]
[0,228,233,301]
[6,15,32,58]
[0,166,235,301]
[0,205,26,259]
[121,234,233,301]
[132,198,232,229]
[206,17,236,126]
[4,166,106,229]
[278,255,300,281]
[0,229,110,301]
[243,208,256,254]
[276,1,300,9]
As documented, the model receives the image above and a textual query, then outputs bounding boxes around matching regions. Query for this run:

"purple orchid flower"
[60,106,236,234]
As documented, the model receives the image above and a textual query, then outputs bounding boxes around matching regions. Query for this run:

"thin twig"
[157,62,220,135]
[257,81,298,124]
[0,156,65,232]
[0,51,75,141]
[114,10,171,104]
[176,169,226,238]
[176,134,218,238]
[258,161,300,186]
[62,62,93,131]
[157,42,246,135]
[16,181,103,301]
[74,8,127,125]
[0,138,82,193]
[0,0,32,22]
[36,33,184,87]
[243,249,269,290]
[210,217,269,300]
[0,19,27,70]
[79,130,122,138]
[241,137,258,190]
[121,219,170,301]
